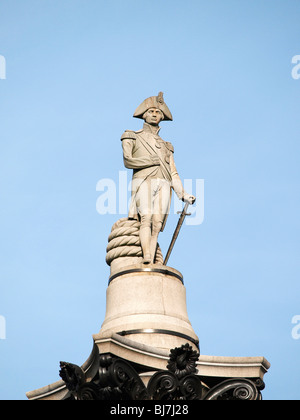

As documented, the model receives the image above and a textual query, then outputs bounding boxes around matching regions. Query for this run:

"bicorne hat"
[133,92,173,121]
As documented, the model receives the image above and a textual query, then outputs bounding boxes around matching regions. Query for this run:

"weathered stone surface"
[95,264,199,352]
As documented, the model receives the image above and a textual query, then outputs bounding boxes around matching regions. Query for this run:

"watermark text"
[0,316,6,340]
[0,55,6,80]
[291,315,300,340]
[96,171,204,226]
[291,55,300,80]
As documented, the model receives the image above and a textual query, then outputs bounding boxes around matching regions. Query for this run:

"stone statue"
[121,92,195,264]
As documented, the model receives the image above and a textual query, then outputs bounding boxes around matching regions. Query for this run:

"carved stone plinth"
[94,265,199,352]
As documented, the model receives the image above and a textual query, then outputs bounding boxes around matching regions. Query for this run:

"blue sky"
[0,0,299,400]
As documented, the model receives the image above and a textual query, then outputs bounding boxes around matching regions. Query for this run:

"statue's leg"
[150,180,171,263]
[149,215,162,263]
[136,180,153,264]
[140,214,152,263]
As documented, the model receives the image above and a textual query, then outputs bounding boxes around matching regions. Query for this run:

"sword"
[164,202,191,266]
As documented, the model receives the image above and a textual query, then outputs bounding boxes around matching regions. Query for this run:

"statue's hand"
[183,194,196,205]
[151,155,160,166]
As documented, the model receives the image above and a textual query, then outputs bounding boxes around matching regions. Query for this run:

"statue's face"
[144,108,164,125]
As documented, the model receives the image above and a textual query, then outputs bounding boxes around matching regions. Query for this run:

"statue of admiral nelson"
[121,92,195,264]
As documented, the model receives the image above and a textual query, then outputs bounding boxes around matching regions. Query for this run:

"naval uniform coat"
[121,123,185,231]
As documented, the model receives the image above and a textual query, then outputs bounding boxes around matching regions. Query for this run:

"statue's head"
[142,107,164,126]
[133,92,173,123]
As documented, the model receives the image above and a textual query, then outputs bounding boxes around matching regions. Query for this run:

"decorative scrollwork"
[147,344,202,401]
[179,374,203,400]
[98,356,149,400]
[59,347,264,401]
[203,378,260,401]
[147,371,178,400]
[77,382,101,400]
[113,359,149,400]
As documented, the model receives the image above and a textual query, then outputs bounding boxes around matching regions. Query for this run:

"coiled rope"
[106,218,163,266]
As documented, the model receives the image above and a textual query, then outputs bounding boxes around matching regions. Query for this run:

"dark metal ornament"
[59,343,263,401]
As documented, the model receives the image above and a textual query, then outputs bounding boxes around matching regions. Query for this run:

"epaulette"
[121,130,137,141]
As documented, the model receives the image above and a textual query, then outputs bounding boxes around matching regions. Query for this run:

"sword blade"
[163,202,190,266]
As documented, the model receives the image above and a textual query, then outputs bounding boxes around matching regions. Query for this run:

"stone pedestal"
[26,263,271,400]
[94,264,199,352]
